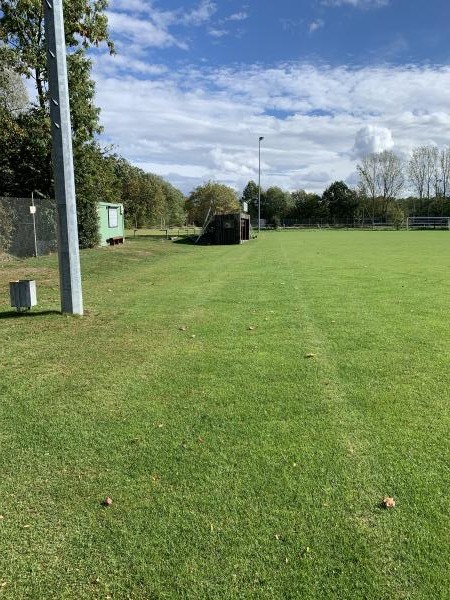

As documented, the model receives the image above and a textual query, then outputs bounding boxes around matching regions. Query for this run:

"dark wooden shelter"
[202,213,250,245]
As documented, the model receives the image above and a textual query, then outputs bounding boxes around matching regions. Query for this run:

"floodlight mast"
[43,0,83,315]
[258,136,264,233]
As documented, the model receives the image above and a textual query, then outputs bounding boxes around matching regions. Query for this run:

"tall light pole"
[258,136,264,233]
[43,0,83,315]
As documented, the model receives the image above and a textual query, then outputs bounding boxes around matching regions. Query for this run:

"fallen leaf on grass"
[382,496,396,508]
[248,326,255,331]
[179,326,187,331]
[102,497,113,507]
[304,353,317,358]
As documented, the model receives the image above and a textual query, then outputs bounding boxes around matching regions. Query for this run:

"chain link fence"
[0,196,57,258]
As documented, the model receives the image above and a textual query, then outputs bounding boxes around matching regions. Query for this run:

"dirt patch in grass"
[0,266,58,288]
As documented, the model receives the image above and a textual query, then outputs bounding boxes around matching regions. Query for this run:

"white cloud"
[352,125,394,157]
[93,58,450,194]
[228,12,248,21]
[182,1,217,26]
[107,1,218,52]
[106,11,187,50]
[208,28,229,38]
[322,0,389,7]
[309,20,324,33]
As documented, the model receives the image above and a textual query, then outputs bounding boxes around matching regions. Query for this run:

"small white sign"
[30,206,36,214]
[243,202,248,213]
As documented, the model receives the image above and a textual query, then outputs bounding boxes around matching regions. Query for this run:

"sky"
[90,0,450,195]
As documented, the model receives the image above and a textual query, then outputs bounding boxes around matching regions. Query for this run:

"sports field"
[1,230,449,599]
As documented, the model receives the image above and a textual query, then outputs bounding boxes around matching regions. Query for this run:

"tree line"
[0,0,186,249]
[241,148,450,227]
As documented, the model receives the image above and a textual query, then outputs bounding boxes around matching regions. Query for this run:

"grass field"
[1,230,449,599]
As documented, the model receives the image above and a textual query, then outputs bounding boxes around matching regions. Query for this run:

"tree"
[357,153,380,223]
[0,64,28,113]
[186,181,240,225]
[357,151,404,221]
[0,106,53,197]
[261,186,293,225]
[408,146,428,203]
[289,190,325,222]
[241,180,259,217]
[0,0,114,247]
[0,0,113,111]
[378,150,404,203]
[161,180,186,226]
[322,181,358,224]
[440,148,450,199]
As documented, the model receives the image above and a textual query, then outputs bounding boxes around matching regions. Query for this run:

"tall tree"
[0,0,114,247]
[439,148,450,199]
[322,181,358,223]
[357,151,404,220]
[290,190,325,222]
[0,64,28,112]
[357,153,380,223]
[378,150,404,203]
[261,186,292,225]
[241,180,259,217]
[408,146,428,207]
[186,181,240,225]
[0,0,113,111]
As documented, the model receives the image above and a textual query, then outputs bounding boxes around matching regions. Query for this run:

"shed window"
[108,207,118,228]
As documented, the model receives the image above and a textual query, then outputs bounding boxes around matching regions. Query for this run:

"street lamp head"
[259,136,264,142]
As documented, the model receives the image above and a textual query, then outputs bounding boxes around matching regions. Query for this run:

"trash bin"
[9,280,37,311]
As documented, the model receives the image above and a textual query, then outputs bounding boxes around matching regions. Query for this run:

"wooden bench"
[107,236,124,246]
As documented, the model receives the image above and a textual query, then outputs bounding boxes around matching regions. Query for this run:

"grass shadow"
[173,236,199,245]
[0,310,61,319]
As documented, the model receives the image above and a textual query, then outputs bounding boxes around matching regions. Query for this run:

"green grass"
[1,230,449,599]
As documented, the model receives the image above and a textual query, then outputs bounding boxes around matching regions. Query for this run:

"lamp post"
[258,136,264,232]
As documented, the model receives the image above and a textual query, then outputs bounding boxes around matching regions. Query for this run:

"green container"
[97,202,125,246]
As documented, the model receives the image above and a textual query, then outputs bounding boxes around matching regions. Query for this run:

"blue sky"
[91,0,450,194]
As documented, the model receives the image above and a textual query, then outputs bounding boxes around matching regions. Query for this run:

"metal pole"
[43,0,83,315]
[31,192,38,258]
[258,136,264,233]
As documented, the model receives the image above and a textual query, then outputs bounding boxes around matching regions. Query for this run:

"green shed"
[97,202,125,246]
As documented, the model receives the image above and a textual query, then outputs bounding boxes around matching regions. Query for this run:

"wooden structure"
[201,213,250,245]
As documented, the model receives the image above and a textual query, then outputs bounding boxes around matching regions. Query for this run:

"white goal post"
[406,216,450,230]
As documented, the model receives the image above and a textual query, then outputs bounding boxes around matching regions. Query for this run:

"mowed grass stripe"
[278,231,450,597]
[0,231,449,598]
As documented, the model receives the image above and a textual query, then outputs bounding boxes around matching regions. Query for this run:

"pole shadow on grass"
[0,310,62,319]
